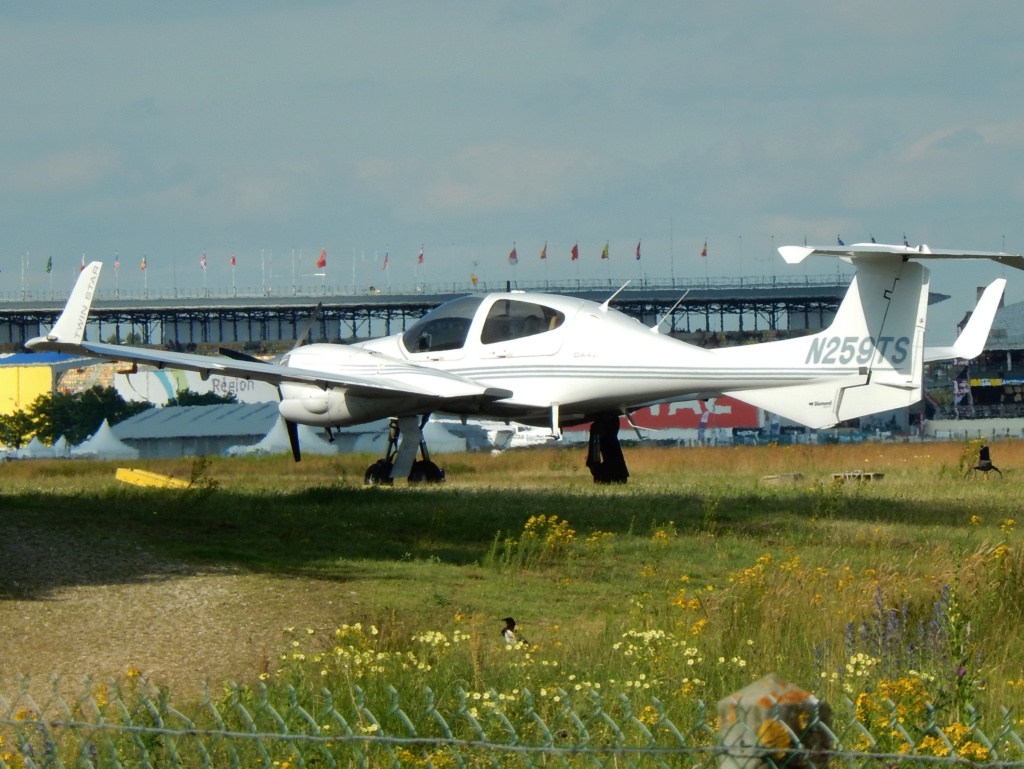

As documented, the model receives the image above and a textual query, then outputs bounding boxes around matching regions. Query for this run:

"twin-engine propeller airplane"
[28,242,1023,484]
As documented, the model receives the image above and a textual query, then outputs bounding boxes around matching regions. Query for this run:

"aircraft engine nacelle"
[278,383,406,427]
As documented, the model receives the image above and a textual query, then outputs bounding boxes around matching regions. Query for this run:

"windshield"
[402,296,484,353]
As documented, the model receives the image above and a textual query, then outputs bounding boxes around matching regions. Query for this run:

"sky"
[2,2,1024,343]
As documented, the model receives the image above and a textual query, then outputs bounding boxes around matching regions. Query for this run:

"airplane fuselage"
[278,291,860,429]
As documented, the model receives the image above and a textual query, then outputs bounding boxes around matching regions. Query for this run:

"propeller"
[218,302,323,464]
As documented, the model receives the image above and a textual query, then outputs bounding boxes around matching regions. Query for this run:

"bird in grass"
[501,617,528,645]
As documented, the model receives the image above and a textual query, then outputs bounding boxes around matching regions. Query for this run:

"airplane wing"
[26,262,512,404]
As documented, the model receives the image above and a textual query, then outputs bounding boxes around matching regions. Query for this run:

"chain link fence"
[2,677,1023,768]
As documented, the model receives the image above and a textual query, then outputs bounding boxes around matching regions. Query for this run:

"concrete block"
[718,674,832,769]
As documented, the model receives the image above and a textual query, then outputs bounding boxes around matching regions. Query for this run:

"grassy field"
[2,439,1023,735]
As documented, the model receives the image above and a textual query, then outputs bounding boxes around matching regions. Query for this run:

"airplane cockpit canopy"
[402,295,566,354]
[402,296,483,353]
[479,299,565,344]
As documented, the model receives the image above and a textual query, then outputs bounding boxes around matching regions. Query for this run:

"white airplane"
[27,243,1023,484]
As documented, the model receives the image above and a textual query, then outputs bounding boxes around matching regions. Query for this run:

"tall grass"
[3,441,1024,747]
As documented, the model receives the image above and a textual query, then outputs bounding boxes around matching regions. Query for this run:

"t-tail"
[718,243,1023,429]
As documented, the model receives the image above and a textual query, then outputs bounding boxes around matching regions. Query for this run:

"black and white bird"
[501,617,528,645]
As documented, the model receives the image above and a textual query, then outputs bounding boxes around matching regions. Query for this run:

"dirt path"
[0,527,356,700]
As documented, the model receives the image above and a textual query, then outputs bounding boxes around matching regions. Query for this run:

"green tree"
[0,410,35,449]
[27,386,152,445]
[165,388,238,407]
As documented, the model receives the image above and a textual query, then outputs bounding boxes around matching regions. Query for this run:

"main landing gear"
[364,415,446,486]
[586,412,629,484]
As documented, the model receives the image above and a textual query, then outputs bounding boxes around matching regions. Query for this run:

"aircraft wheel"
[364,459,394,486]
[408,460,445,484]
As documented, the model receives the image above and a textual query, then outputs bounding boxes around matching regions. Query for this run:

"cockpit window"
[402,295,483,353]
[480,299,565,345]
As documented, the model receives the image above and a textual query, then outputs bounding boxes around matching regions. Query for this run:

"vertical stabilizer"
[720,256,928,427]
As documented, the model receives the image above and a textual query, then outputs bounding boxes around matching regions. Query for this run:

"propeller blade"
[285,418,302,463]
[219,347,261,363]
[292,302,323,351]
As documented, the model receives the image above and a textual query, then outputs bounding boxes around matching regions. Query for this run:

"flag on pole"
[417,246,424,265]
[114,253,120,270]
[508,245,518,265]
[903,234,910,246]
[571,243,579,261]
[382,251,389,270]
[200,251,207,270]
[600,242,609,260]
[540,242,547,260]
[80,253,86,271]
[45,256,52,273]
[701,241,707,258]
[316,248,327,269]
[837,235,845,246]
[230,252,236,267]
[140,256,147,270]
[635,240,641,261]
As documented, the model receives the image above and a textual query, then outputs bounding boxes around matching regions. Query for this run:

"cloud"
[9,147,119,196]
[354,141,606,221]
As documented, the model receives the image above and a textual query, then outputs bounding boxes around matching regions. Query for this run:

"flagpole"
[703,239,709,284]
[670,217,675,286]
[21,252,26,300]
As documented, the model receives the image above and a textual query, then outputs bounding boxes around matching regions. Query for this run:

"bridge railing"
[0,274,852,306]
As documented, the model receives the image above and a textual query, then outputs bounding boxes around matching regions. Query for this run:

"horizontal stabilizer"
[780,243,1024,271]
[924,278,1006,362]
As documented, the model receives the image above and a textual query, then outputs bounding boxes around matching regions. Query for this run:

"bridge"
[0,275,853,349]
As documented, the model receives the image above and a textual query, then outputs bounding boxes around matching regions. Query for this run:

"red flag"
[635,240,641,261]
[114,254,120,271]
[571,243,579,261]
[417,247,424,265]
[200,252,207,270]
[80,253,85,271]
[140,256,147,270]
[316,249,327,269]
[382,251,389,270]
[230,252,236,267]
[701,240,707,258]
[508,245,518,265]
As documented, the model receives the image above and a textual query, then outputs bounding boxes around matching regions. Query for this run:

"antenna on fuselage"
[650,290,690,333]
[599,281,631,312]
